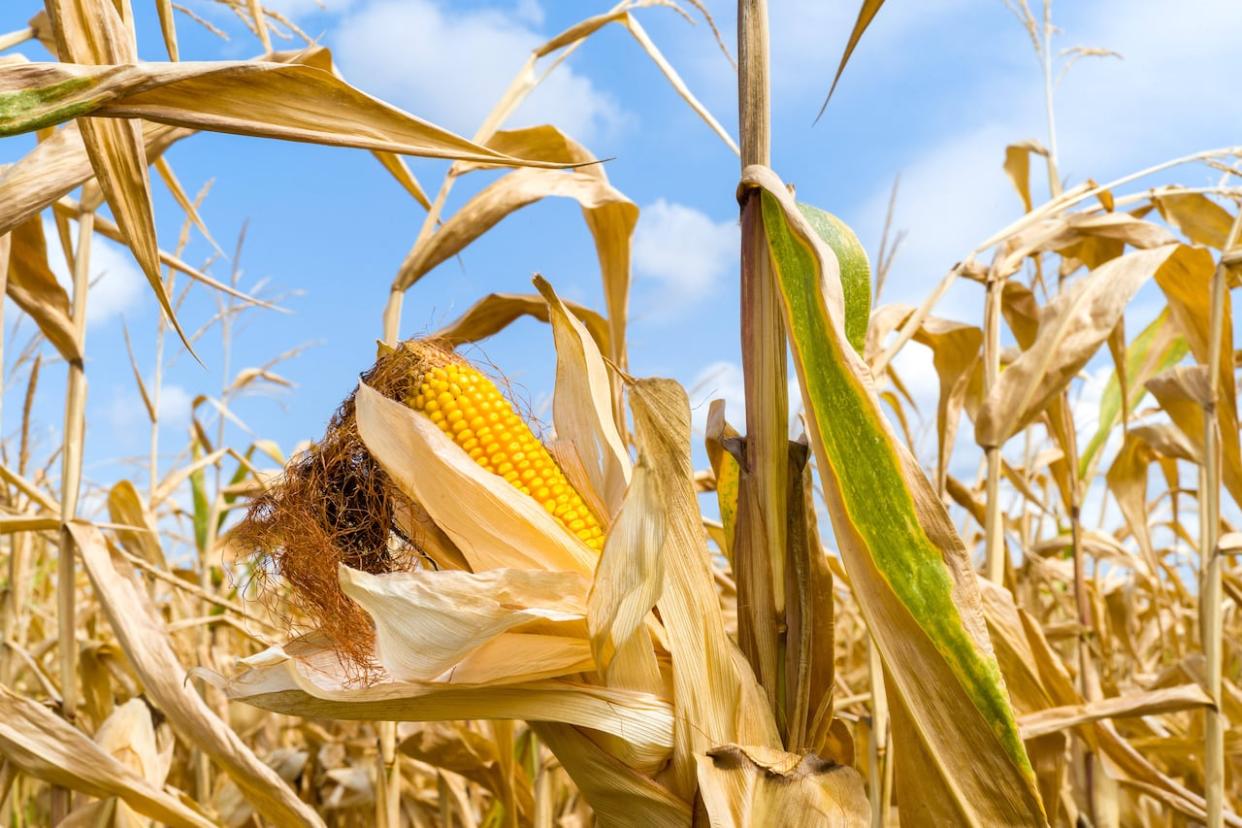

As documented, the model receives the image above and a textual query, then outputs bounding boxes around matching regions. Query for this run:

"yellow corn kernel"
[406,359,604,551]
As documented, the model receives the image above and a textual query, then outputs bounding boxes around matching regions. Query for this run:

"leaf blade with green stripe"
[746,164,1046,827]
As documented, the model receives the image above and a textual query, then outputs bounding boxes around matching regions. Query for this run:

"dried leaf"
[817,0,887,120]
[432,290,610,355]
[0,685,213,828]
[0,122,189,238]
[222,633,674,771]
[1154,189,1237,249]
[5,215,80,362]
[339,565,591,683]
[532,722,690,828]
[536,275,631,513]
[977,244,1209,447]
[106,480,165,568]
[393,168,636,352]
[630,378,781,798]
[586,460,664,693]
[0,54,556,167]
[1003,140,1050,213]
[696,744,868,827]
[1018,684,1213,740]
[45,0,193,354]
[1079,309,1188,477]
[69,521,327,827]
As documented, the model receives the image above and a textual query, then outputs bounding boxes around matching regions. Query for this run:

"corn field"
[0,0,1238,825]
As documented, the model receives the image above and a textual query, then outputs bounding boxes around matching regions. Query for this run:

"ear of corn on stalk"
[407,358,605,551]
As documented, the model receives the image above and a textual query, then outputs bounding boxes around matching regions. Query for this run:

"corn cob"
[407,360,605,551]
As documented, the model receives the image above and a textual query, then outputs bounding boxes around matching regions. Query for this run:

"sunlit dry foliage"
[0,0,1238,825]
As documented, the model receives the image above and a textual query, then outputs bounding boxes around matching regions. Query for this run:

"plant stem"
[57,210,93,727]
[1203,208,1241,828]
[867,637,890,827]
[377,720,400,827]
[1040,1,1061,194]
[0,234,11,686]
[736,0,788,708]
[983,266,1005,583]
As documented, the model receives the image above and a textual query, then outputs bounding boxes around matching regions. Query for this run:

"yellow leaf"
[817,0,887,120]
[1003,140,1049,213]
[5,215,80,362]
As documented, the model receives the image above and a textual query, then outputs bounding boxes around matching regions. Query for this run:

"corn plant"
[0,0,1238,826]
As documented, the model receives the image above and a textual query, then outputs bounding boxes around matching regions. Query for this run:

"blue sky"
[2,0,1240,533]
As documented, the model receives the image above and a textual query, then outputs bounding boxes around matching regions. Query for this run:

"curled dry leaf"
[1018,684,1213,741]
[1153,188,1238,249]
[1147,365,1242,505]
[532,722,691,828]
[393,168,637,354]
[45,0,192,354]
[106,480,165,568]
[5,215,80,362]
[1079,308,1188,477]
[1003,140,1050,213]
[221,633,674,772]
[431,290,611,356]
[630,378,781,797]
[0,122,189,238]
[586,459,665,693]
[1152,242,1242,501]
[0,60,558,168]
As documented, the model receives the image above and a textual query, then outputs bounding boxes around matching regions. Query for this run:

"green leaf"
[1078,308,1189,478]
[796,203,871,353]
[747,165,1046,826]
[189,440,210,554]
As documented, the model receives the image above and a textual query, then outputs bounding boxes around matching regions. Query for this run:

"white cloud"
[333,0,623,142]
[688,360,744,435]
[769,0,976,96]
[257,0,355,17]
[850,0,1242,329]
[686,360,807,439]
[106,382,193,435]
[46,220,144,327]
[158,384,194,426]
[512,0,543,27]
[856,123,1021,321]
[633,199,737,303]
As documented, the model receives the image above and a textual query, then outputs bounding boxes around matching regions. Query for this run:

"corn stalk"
[735,0,788,712]
[1203,208,1242,827]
